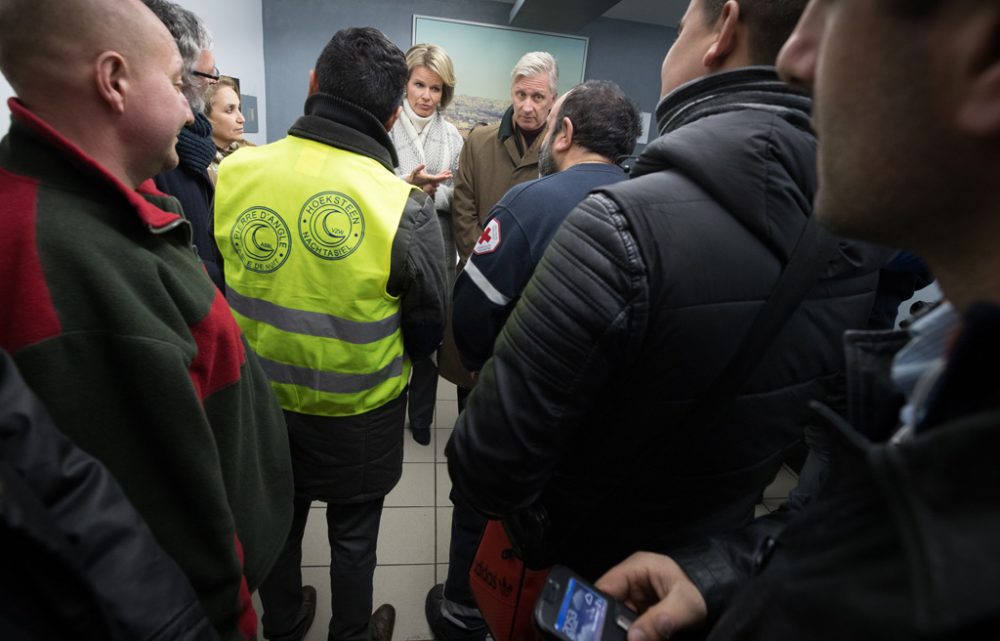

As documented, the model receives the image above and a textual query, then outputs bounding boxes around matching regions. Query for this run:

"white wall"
[178,0,268,144]
[1,75,13,134]
[0,1,268,144]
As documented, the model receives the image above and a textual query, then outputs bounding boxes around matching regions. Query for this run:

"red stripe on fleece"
[233,536,258,640]
[0,168,62,351]
[188,291,247,399]
[8,99,182,231]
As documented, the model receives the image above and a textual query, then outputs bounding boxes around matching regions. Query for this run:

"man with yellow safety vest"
[214,27,448,641]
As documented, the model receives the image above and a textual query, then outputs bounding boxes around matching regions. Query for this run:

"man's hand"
[595,552,708,641]
[406,163,452,197]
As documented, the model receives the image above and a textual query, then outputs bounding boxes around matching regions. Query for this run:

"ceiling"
[497,0,687,30]
[600,0,686,27]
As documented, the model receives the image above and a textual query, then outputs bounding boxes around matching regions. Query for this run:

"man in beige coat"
[451,51,558,262]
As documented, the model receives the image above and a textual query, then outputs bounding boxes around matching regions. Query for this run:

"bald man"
[0,2,293,640]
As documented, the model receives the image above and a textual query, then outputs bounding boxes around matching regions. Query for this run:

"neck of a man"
[519,124,544,149]
[559,149,614,172]
[920,211,1000,314]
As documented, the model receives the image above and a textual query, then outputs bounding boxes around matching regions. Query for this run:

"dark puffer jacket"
[446,67,888,579]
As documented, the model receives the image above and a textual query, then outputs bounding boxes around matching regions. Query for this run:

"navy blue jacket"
[452,163,626,371]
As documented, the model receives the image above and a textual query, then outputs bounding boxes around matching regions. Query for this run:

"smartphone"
[534,565,637,641]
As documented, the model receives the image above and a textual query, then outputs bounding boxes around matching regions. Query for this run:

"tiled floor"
[254,378,798,641]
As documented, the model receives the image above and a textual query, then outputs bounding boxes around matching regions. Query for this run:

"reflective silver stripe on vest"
[257,355,406,395]
[228,288,400,344]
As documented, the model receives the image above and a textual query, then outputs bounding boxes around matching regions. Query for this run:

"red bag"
[469,520,551,641]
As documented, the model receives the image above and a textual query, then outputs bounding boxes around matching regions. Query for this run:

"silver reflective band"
[257,355,405,395]
[464,259,511,306]
[228,288,400,344]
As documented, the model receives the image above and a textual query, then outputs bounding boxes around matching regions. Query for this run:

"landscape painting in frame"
[412,15,588,137]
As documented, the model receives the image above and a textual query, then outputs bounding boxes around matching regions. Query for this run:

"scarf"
[402,99,434,136]
[391,107,454,178]
[175,112,216,175]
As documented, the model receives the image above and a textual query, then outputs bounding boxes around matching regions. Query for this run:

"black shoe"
[264,585,317,641]
[411,425,431,446]
[300,585,317,638]
[371,603,396,641]
[425,584,487,641]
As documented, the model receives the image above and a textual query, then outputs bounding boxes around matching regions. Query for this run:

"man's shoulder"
[466,122,502,147]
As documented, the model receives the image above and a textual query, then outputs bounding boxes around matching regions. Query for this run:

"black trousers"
[407,357,438,429]
[260,496,384,641]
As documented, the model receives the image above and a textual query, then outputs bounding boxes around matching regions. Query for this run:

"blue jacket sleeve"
[452,209,535,372]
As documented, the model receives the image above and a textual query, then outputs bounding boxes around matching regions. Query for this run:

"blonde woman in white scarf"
[390,43,464,446]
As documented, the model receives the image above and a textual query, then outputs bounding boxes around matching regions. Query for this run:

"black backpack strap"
[688,217,841,429]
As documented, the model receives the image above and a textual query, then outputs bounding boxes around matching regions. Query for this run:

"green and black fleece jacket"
[0,99,294,641]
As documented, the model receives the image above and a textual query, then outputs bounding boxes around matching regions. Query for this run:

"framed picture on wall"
[412,15,588,136]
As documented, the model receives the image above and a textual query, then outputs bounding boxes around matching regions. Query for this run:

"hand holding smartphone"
[534,565,637,641]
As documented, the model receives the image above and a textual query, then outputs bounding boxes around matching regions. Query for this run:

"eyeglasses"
[192,66,220,82]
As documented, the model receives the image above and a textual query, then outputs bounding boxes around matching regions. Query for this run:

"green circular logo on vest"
[298,191,366,260]
[230,206,292,273]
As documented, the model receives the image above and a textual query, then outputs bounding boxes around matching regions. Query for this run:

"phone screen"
[554,578,609,641]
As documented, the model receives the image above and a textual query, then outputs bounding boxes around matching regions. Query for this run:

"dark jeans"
[408,358,438,429]
[443,493,487,609]
[260,496,385,641]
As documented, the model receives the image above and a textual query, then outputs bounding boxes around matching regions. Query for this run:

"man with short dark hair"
[214,26,447,641]
[597,0,1000,639]
[447,0,884,586]
[427,80,640,641]
[0,1,294,639]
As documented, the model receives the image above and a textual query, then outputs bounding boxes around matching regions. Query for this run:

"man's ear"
[307,69,319,96]
[383,104,403,132]
[95,51,128,114]
[957,7,1000,136]
[703,0,741,69]
[554,116,574,152]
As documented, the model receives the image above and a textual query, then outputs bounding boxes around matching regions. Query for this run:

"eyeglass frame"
[192,66,220,82]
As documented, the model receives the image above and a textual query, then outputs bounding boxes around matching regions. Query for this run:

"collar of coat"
[288,92,400,172]
[654,66,812,138]
[5,98,187,232]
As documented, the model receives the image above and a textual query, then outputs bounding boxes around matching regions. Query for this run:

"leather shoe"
[300,585,317,638]
[370,603,396,641]
[411,425,431,446]
[425,584,487,641]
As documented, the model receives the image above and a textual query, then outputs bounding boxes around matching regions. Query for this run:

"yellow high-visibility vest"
[215,135,413,417]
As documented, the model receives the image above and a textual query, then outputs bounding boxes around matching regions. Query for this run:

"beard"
[538,138,557,177]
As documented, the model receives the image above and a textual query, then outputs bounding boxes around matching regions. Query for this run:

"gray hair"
[141,0,212,109]
[510,51,558,95]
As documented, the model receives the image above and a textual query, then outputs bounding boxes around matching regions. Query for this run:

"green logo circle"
[230,206,292,273]
[298,191,365,260]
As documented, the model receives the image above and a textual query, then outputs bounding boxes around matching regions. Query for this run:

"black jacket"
[155,113,224,291]
[704,302,1000,640]
[0,349,218,641]
[446,68,886,578]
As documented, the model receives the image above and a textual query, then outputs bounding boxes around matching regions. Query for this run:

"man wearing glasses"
[144,0,226,291]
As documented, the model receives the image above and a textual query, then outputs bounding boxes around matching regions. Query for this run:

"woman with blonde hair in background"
[389,43,464,445]
[204,76,253,182]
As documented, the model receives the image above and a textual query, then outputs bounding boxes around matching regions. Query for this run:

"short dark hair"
[314,27,408,124]
[703,0,808,66]
[551,80,640,162]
